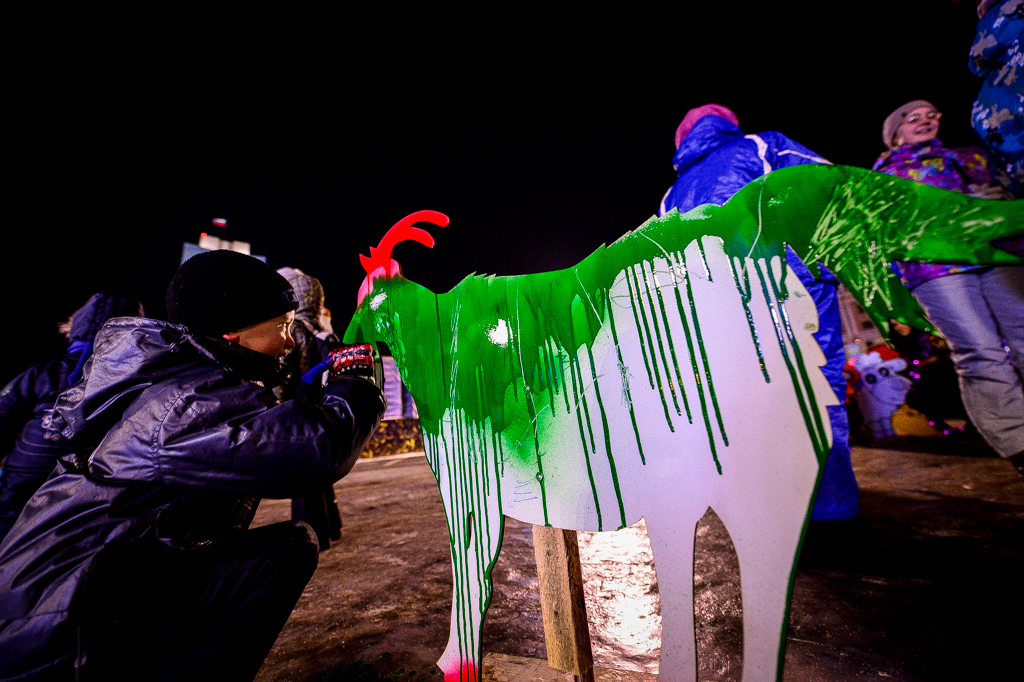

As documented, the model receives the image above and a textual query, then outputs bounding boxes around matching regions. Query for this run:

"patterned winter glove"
[328,343,374,377]
[301,343,385,388]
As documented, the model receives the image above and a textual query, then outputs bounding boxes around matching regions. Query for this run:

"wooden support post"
[532,525,595,682]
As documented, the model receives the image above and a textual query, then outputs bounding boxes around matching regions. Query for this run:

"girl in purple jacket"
[874,99,1024,474]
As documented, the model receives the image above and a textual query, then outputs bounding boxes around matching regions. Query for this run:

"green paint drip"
[467,426,486,615]
[496,433,505,478]
[557,351,571,414]
[490,430,504,521]
[605,288,646,465]
[624,269,655,389]
[477,422,490,499]
[546,335,560,396]
[570,354,598,453]
[515,284,549,526]
[587,344,628,529]
[542,335,558,398]
[538,345,556,414]
[640,261,683,418]
[522,383,548,525]
[637,234,695,424]
[630,265,675,431]
[475,367,487,435]
[629,265,670,425]
[754,261,825,459]
[695,239,714,282]
[677,254,723,475]
[442,438,470,675]
[646,258,691,422]
[729,256,771,383]
[665,250,700,427]
[676,250,729,448]
[433,409,506,679]
[568,350,603,530]
[767,270,829,460]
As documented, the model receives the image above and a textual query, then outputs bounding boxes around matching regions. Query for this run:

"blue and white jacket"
[657,114,858,522]
[659,114,828,216]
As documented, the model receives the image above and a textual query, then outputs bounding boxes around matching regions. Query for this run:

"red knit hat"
[675,104,740,149]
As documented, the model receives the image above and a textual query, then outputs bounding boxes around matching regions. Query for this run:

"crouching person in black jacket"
[0,291,144,542]
[0,250,386,682]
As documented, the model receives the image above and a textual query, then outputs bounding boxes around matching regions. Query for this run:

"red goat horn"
[360,210,449,275]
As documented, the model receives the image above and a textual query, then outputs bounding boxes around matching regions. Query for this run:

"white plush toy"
[850,351,912,440]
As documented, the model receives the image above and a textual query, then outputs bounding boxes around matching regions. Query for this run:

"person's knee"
[275,520,320,578]
[952,349,1017,379]
[292,520,320,552]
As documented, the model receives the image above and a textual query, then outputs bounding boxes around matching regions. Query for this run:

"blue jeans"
[911,266,1024,457]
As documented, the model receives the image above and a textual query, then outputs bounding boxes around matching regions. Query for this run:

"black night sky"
[3,2,988,384]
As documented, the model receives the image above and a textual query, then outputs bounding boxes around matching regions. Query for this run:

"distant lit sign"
[181,220,265,263]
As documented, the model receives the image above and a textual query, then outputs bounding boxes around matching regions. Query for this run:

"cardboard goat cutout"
[344,165,1022,682]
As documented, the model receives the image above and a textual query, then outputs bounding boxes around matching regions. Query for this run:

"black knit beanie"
[166,250,299,337]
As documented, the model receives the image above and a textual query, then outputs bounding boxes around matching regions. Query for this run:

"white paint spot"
[488,318,511,347]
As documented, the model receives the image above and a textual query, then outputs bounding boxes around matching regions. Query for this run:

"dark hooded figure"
[0,292,144,541]
[0,251,385,681]
[276,267,345,551]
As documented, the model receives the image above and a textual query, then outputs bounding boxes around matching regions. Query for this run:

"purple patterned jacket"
[872,140,992,289]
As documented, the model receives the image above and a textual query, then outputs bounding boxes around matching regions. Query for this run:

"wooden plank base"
[532,526,594,680]
[481,653,658,682]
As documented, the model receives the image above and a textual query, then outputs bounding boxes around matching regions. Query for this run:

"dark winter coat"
[0,293,143,540]
[0,317,385,680]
